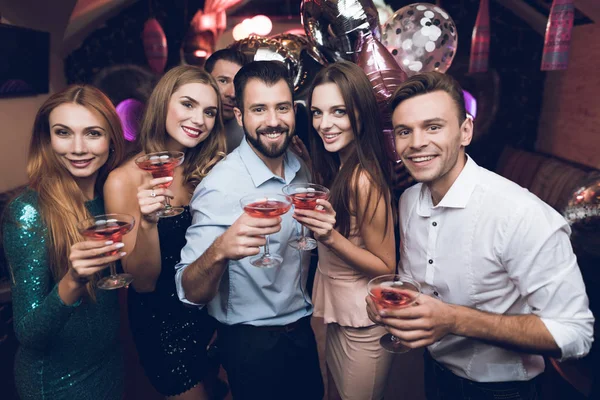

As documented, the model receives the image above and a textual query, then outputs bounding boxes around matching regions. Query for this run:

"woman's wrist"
[66,268,89,287]
[58,272,88,304]
[320,229,337,248]
[140,216,159,229]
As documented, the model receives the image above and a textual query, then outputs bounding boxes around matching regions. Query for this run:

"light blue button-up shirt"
[174,138,313,326]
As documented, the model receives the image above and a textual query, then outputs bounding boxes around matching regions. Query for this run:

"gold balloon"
[270,33,326,98]
[230,35,325,98]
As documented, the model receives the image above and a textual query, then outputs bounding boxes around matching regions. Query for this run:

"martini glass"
[282,183,330,251]
[77,213,135,290]
[240,193,292,268]
[368,274,421,353]
[135,151,185,218]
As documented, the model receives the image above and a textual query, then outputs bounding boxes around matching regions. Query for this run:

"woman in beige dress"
[293,61,396,400]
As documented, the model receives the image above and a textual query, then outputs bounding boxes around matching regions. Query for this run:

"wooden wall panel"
[537,23,600,169]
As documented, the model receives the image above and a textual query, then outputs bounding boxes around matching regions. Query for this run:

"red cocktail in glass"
[240,193,292,268]
[77,213,135,290]
[368,274,421,353]
[135,151,185,218]
[282,183,330,251]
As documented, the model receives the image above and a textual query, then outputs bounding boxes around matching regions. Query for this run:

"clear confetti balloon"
[564,173,600,256]
[382,3,457,76]
[564,174,600,229]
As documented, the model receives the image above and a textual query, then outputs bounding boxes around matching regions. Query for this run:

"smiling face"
[310,82,356,157]
[165,82,218,150]
[392,90,473,199]
[49,103,111,183]
[234,78,295,160]
[210,59,242,121]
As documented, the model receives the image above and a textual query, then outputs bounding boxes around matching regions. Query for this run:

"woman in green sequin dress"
[2,85,126,400]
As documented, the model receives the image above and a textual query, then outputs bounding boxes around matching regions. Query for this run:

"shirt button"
[432,221,437,227]
[428,259,433,264]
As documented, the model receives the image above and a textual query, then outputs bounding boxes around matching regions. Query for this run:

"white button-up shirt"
[399,156,594,382]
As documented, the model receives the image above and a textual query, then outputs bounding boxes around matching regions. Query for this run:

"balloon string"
[184,0,188,25]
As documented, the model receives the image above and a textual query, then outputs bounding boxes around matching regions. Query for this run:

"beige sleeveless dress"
[312,221,394,400]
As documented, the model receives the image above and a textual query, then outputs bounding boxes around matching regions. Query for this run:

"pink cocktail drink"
[371,286,418,309]
[239,193,292,268]
[135,151,185,217]
[282,183,330,251]
[290,191,329,210]
[77,213,135,290]
[243,200,292,218]
[368,274,421,353]
[135,157,180,188]
[80,220,134,256]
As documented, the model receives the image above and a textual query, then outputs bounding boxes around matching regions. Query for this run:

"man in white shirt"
[205,49,247,153]
[367,71,594,399]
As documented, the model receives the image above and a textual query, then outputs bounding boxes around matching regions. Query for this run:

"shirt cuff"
[53,284,83,308]
[174,265,205,308]
[540,317,594,361]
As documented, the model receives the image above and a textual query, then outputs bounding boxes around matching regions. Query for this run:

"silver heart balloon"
[301,0,381,63]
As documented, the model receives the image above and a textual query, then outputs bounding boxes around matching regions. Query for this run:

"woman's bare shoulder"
[106,154,146,190]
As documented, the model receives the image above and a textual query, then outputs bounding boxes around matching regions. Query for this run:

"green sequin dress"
[3,188,123,400]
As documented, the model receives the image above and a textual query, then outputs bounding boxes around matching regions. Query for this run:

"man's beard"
[243,124,294,159]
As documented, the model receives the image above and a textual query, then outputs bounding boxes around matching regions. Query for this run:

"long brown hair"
[307,61,393,238]
[140,65,226,190]
[27,85,126,297]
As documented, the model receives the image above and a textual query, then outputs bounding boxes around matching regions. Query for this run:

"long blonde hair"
[140,65,226,190]
[27,85,125,297]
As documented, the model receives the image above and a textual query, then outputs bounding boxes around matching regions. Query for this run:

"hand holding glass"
[77,213,135,290]
[240,193,292,268]
[135,151,185,218]
[368,274,421,353]
[282,183,330,251]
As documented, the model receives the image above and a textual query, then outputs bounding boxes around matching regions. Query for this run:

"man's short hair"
[233,61,293,110]
[204,49,248,74]
[391,71,467,125]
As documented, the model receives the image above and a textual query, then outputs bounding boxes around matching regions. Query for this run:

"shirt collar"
[416,155,479,217]
[238,138,301,187]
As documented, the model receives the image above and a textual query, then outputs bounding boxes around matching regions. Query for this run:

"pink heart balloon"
[355,32,407,162]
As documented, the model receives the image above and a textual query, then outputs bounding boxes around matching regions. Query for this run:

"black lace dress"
[127,206,216,396]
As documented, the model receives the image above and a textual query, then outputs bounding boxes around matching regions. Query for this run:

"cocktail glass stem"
[299,225,308,245]
[264,234,272,258]
[163,196,173,212]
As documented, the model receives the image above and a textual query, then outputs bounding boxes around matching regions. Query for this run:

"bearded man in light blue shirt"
[174,61,323,400]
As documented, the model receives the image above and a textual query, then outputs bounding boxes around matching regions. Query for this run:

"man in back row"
[368,71,594,399]
[205,48,247,153]
[175,61,323,400]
